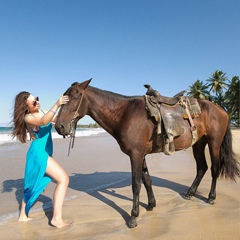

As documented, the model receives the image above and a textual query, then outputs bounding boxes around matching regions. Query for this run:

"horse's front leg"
[141,158,156,210]
[128,155,143,228]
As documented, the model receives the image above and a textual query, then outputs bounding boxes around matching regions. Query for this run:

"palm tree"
[225,76,240,126]
[206,70,228,96]
[187,80,210,99]
[211,92,228,111]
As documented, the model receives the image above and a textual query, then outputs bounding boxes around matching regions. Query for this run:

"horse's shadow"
[2,172,205,226]
[67,171,206,225]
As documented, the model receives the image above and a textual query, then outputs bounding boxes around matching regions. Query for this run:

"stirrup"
[164,139,175,155]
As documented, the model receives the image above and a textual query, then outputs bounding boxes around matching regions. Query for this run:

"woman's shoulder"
[24,113,35,121]
[26,109,45,118]
[42,109,48,114]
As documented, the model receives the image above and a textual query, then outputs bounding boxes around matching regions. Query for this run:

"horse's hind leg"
[141,158,156,211]
[184,137,208,200]
[207,141,222,204]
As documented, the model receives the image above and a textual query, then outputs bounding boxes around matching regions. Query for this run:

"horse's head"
[55,79,92,137]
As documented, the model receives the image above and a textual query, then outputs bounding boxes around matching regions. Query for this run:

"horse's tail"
[219,123,240,181]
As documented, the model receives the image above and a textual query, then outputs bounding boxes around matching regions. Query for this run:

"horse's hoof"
[146,202,156,211]
[183,194,191,200]
[128,218,138,228]
[146,206,153,211]
[207,199,215,205]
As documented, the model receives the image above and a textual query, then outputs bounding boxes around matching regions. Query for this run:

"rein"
[68,90,84,156]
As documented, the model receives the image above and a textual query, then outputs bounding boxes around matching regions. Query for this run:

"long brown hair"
[11,91,30,143]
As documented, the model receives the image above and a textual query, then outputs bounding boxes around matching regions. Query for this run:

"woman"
[12,91,70,228]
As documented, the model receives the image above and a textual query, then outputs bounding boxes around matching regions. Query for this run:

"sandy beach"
[0,129,239,240]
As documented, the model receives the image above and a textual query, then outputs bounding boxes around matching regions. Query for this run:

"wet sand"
[0,129,239,240]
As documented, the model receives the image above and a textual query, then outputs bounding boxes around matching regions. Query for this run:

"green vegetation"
[187,70,239,126]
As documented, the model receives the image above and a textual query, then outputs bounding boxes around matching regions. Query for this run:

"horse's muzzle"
[55,123,69,136]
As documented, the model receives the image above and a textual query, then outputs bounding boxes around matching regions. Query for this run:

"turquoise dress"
[23,121,53,216]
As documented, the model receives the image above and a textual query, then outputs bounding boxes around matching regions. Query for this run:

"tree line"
[187,70,239,126]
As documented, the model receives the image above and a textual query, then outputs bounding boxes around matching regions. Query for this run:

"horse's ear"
[78,78,92,90]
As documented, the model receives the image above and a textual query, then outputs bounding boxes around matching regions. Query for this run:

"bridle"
[68,90,85,156]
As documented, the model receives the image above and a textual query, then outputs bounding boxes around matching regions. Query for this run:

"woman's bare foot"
[50,219,73,228]
[18,200,33,222]
[18,216,33,222]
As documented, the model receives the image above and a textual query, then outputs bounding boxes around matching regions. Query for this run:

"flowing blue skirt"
[23,124,53,215]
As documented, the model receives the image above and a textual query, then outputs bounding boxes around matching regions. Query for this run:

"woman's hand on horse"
[57,95,69,107]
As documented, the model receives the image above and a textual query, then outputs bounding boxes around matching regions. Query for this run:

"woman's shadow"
[2,179,53,223]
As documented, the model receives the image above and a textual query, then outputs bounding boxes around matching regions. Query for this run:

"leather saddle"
[144,84,201,155]
[144,84,186,105]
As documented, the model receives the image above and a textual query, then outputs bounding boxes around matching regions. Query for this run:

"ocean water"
[0,126,105,145]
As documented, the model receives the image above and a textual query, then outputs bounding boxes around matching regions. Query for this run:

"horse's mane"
[89,85,142,100]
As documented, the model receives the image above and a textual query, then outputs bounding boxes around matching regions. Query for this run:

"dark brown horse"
[55,79,240,228]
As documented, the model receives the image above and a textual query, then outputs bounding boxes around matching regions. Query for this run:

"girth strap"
[180,98,197,145]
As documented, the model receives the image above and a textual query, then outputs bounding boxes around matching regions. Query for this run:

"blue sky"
[0,0,239,126]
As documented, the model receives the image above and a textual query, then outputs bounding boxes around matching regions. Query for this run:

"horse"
[55,79,240,228]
